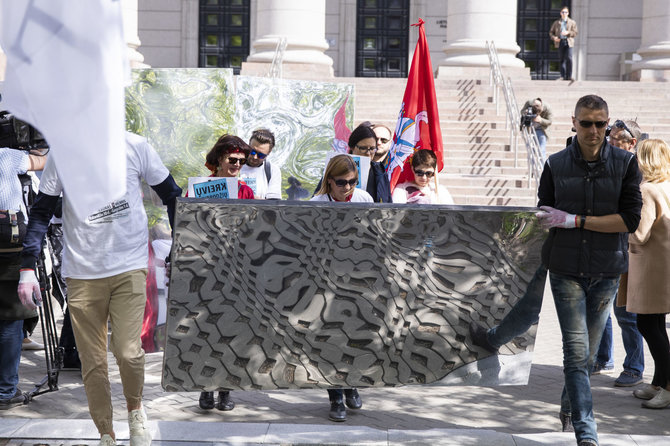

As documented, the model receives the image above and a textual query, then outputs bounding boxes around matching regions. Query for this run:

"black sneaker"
[0,389,27,410]
[216,391,235,411]
[199,391,214,410]
[469,322,497,353]
[329,399,346,422]
[559,411,573,432]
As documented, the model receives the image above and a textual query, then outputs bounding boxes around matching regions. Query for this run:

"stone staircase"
[338,77,670,207]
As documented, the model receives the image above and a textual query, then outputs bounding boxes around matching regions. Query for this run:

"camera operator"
[520,98,553,160]
[0,146,46,410]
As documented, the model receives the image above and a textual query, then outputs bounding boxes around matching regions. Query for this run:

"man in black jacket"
[535,95,642,446]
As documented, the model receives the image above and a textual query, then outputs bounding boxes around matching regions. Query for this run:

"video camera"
[0,110,49,153]
[520,106,537,128]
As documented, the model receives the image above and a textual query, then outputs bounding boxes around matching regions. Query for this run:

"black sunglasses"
[226,157,246,165]
[577,120,608,129]
[250,149,268,159]
[613,120,634,138]
[332,178,358,187]
[414,169,435,178]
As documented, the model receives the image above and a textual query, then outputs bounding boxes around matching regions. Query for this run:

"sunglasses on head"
[613,119,633,138]
[577,120,608,129]
[414,169,435,178]
[332,178,358,187]
[226,157,246,165]
[250,149,267,159]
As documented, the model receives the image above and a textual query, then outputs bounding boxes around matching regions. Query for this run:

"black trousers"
[637,313,670,388]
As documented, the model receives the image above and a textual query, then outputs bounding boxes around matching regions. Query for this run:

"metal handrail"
[268,37,287,78]
[486,41,544,190]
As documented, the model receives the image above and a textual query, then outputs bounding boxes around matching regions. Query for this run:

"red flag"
[386,18,443,190]
[331,93,352,153]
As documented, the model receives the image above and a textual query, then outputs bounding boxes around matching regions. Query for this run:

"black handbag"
[0,209,26,254]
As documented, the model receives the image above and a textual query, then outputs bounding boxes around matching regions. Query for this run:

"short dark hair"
[574,95,608,117]
[348,122,377,151]
[411,149,437,169]
[250,128,275,150]
[205,134,251,172]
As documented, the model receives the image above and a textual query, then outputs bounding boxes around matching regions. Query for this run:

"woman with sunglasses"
[310,154,371,422]
[621,139,670,409]
[201,134,255,200]
[392,149,453,204]
[311,154,373,203]
[197,134,254,412]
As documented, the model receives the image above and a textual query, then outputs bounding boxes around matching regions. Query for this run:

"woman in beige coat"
[621,139,670,409]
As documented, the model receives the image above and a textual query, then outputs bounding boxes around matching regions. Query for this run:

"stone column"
[631,0,670,81]
[121,0,148,68]
[437,0,527,79]
[242,0,334,78]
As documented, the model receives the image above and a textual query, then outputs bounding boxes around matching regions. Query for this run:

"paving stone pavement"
[2,280,669,445]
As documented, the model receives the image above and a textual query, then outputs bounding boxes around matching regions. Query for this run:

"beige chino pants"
[66,269,147,435]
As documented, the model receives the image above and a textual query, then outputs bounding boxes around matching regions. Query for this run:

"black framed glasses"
[355,145,377,153]
[613,120,634,138]
[414,169,435,178]
[226,157,246,165]
[250,149,268,159]
[577,120,608,129]
[332,178,358,187]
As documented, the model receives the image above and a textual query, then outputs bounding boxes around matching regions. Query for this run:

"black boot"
[216,391,235,411]
[199,391,214,410]
[329,399,346,422]
[344,388,362,409]
[469,322,498,353]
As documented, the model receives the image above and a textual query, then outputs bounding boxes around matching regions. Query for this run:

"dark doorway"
[355,0,410,78]
[517,0,571,80]
[199,0,250,74]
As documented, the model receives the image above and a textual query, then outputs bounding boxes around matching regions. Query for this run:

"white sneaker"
[128,407,152,446]
[22,338,44,351]
[99,434,116,446]
[642,387,670,409]
[633,384,660,400]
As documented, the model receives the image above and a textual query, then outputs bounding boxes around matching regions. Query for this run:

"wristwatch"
[579,215,586,229]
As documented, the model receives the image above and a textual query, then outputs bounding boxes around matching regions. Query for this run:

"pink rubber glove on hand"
[17,269,42,311]
[535,206,577,229]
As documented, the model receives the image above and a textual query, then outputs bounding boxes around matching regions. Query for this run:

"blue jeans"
[613,304,644,375]
[559,40,573,79]
[551,272,619,445]
[0,319,24,399]
[595,312,614,368]
[536,127,547,161]
[488,264,547,349]
[595,303,645,375]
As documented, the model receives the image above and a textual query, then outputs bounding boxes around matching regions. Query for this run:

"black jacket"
[538,140,642,278]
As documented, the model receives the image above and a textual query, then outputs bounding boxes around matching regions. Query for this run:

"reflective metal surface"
[163,200,545,391]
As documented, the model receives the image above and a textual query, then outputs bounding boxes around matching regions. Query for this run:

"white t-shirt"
[38,132,169,279]
[239,161,282,199]
[310,188,373,203]
[392,182,454,205]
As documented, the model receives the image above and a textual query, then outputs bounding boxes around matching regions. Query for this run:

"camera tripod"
[25,235,64,401]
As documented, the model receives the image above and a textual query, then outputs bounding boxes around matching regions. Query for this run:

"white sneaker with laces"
[99,434,116,446]
[128,407,152,446]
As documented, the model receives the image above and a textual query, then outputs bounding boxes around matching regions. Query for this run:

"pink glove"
[535,206,577,229]
[17,269,42,311]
